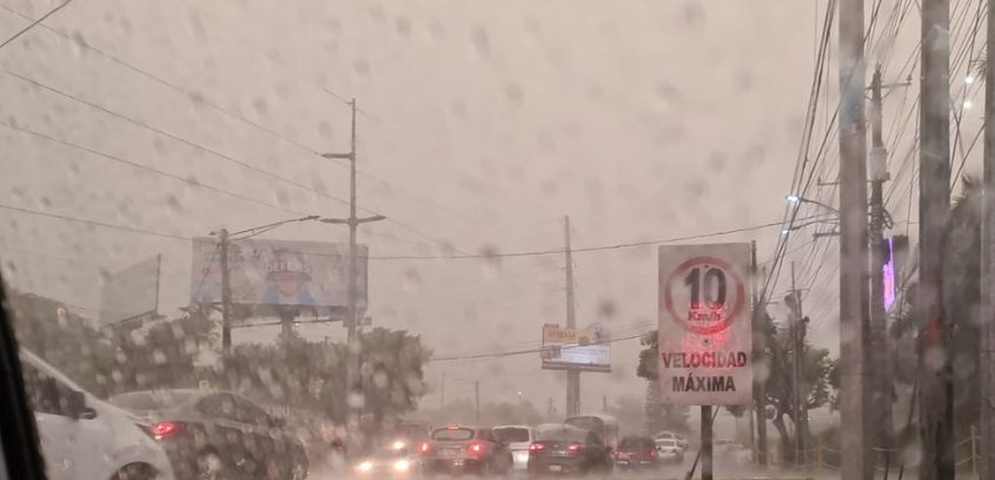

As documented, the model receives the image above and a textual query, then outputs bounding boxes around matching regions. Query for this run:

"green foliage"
[636,332,690,433]
[6,291,116,397]
[5,290,431,442]
[890,176,983,440]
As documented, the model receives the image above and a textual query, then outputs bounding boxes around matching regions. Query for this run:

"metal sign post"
[701,405,713,480]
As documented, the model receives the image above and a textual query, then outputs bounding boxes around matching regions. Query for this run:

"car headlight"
[394,459,411,472]
[356,461,373,473]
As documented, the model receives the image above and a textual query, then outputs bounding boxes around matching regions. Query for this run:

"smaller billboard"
[100,254,161,328]
[540,323,611,373]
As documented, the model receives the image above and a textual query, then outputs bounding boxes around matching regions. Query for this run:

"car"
[108,388,309,480]
[653,431,689,451]
[20,348,176,480]
[492,424,534,472]
[419,424,513,476]
[526,423,613,477]
[613,436,661,471]
[654,438,685,464]
[352,439,420,477]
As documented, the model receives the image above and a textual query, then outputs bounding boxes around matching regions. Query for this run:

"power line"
[367,215,833,261]
[0,202,191,241]
[0,120,314,216]
[0,4,455,250]
[0,0,75,51]
[428,329,649,363]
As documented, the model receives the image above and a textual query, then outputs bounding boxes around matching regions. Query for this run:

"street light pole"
[322,98,385,437]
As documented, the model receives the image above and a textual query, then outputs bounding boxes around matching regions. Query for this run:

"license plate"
[441,449,457,458]
[549,465,562,472]
[617,460,630,465]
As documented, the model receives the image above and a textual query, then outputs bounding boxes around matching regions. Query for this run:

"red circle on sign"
[663,256,746,335]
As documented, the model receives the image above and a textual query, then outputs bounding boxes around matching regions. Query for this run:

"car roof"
[492,425,532,430]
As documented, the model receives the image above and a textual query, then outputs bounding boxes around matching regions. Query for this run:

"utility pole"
[869,63,904,461]
[440,372,446,410]
[564,215,580,417]
[751,240,768,466]
[981,0,995,474]
[218,228,232,353]
[321,99,386,435]
[786,263,809,466]
[839,0,873,477]
[919,0,954,479]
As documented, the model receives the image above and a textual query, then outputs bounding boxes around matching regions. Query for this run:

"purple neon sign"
[883,236,896,310]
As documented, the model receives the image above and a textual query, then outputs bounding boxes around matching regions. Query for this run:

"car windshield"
[431,428,476,441]
[534,425,587,443]
[657,439,677,447]
[493,427,530,443]
[0,2,972,479]
[620,438,655,450]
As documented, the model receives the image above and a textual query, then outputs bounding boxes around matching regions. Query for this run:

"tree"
[636,319,838,460]
[607,394,646,434]
[637,331,690,433]
[890,176,982,441]
[6,290,117,396]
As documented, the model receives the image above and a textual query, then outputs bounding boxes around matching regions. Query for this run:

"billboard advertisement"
[540,323,611,373]
[100,254,161,328]
[658,243,753,406]
[190,237,368,320]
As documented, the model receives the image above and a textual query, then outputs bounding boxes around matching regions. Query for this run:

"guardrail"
[759,425,982,477]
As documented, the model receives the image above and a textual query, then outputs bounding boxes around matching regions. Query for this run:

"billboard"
[190,237,368,320]
[540,323,611,373]
[658,243,753,405]
[100,254,161,328]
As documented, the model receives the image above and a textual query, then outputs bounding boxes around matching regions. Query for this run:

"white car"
[492,425,534,472]
[654,438,685,464]
[653,431,689,451]
[20,349,175,480]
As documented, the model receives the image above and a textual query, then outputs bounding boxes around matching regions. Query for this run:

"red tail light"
[419,442,432,455]
[468,442,485,455]
[529,443,545,452]
[152,421,181,440]
[649,449,659,458]
[568,443,585,452]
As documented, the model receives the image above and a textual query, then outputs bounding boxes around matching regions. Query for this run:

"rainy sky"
[1,0,960,413]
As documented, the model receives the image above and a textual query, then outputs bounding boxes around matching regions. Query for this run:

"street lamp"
[786,194,840,215]
[321,98,386,442]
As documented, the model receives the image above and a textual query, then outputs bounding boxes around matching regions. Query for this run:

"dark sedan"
[613,436,663,471]
[419,425,513,476]
[109,389,309,480]
[527,424,613,477]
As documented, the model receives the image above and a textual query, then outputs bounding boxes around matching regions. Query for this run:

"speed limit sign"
[658,243,753,405]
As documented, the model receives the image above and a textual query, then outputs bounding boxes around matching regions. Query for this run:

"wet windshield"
[0,1,984,480]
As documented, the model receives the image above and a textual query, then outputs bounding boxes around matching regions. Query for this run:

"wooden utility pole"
[564,215,580,416]
[321,99,385,434]
[839,0,873,477]
[218,228,232,352]
[869,63,907,458]
[982,0,995,473]
[919,1,954,479]
[751,241,768,466]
